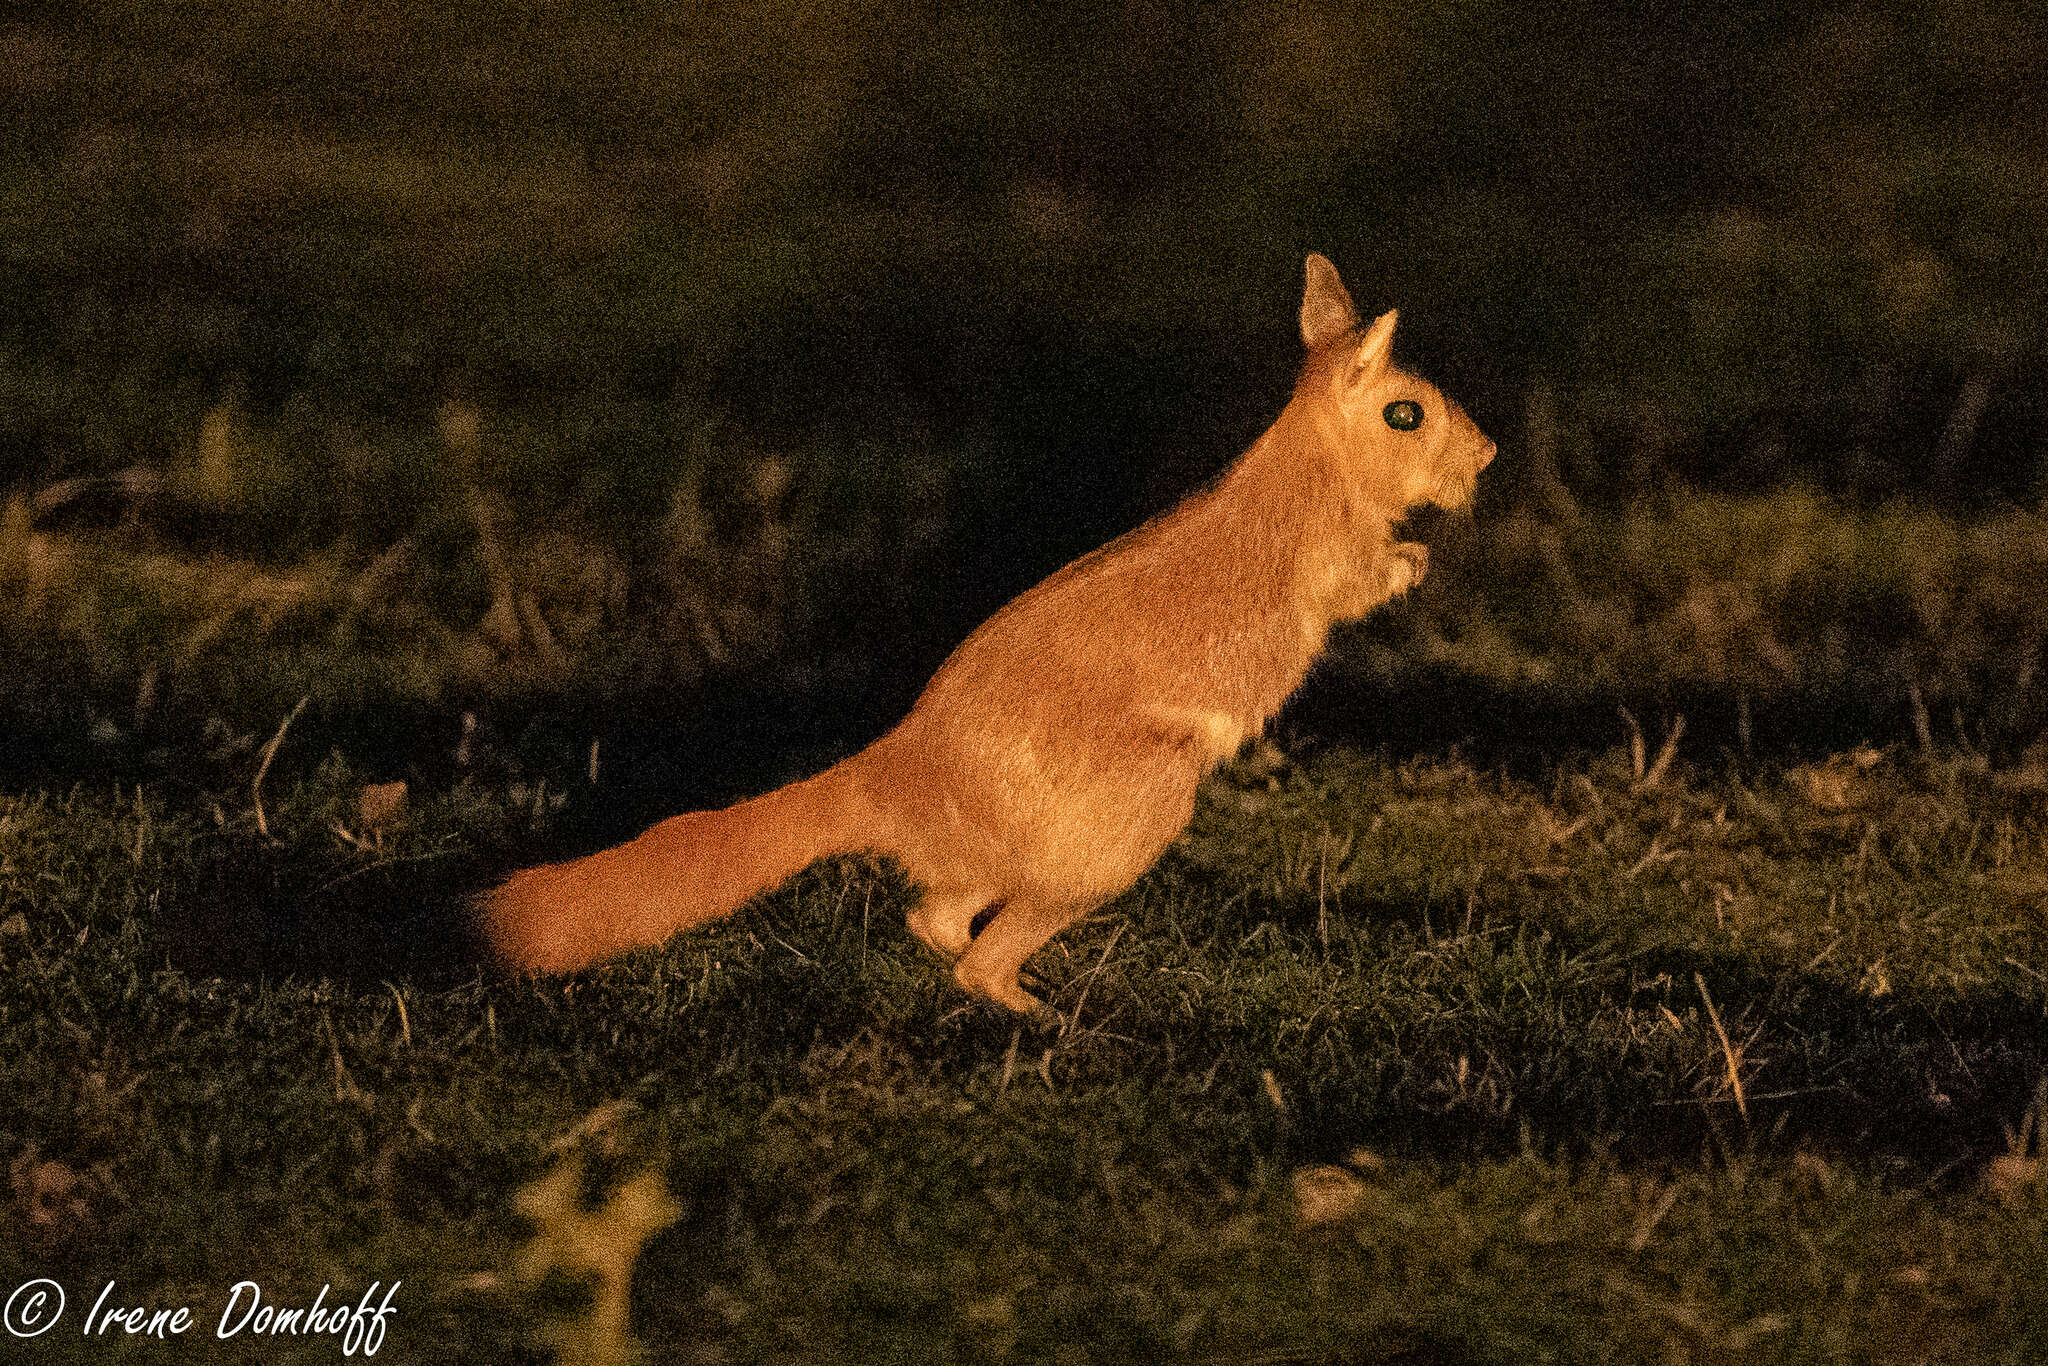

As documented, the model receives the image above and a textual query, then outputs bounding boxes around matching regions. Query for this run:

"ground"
[1,736,2044,1363]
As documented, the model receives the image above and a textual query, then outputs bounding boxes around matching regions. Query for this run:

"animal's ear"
[1346,308,1398,388]
[1300,253,1358,351]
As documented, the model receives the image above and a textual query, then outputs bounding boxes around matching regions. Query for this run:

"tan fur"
[479,255,1496,1012]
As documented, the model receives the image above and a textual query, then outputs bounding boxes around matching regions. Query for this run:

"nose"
[1477,441,1496,469]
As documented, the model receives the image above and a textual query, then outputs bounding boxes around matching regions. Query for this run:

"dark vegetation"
[4,2,2047,771]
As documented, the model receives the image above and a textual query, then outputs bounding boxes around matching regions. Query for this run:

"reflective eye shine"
[1383,400,1423,431]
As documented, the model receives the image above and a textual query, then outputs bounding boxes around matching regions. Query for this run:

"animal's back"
[912,449,1320,742]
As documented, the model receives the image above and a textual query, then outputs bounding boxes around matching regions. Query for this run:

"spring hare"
[481,254,1495,1013]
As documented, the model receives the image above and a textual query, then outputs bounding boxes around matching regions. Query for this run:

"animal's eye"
[1383,400,1423,432]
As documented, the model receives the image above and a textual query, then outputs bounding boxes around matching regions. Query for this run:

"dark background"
[1,0,2044,797]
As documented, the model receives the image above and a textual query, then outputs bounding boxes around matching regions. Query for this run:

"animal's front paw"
[1387,541,1429,595]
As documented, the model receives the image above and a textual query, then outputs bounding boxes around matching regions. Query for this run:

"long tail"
[478,757,876,973]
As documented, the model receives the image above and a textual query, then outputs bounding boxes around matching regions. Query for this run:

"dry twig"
[252,696,308,838]
[1640,715,1686,790]
[1694,973,1748,1123]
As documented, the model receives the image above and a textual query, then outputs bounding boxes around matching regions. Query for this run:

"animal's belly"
[884,715,1206,897]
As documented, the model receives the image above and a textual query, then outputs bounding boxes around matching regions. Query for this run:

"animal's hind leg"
[905,887,998,959]
[952,892,1101,1014]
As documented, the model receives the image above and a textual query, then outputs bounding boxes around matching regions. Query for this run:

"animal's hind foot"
[954,958,1052,1018]
[950,892,1098,1016]
[906,904,968,959]
[905,889,997,960]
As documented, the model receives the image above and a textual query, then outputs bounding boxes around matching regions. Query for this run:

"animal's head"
[1297,253,1495,514]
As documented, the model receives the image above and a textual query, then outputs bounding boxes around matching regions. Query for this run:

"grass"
[2,735,2045,1362]
[1358,489,2048,742]
[15,473,2048,759]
